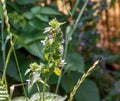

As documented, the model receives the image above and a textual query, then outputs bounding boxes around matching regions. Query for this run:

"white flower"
[59,45,64,54]
[61,39,65,43]
[60,60,67,66]
[43,27,52,33]
[41,40,46,45]
[41,37,47,45]
[26,79,31,84]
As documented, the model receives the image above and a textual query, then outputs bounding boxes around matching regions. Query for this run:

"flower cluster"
[26,19,66,82]
[41,19,66,76]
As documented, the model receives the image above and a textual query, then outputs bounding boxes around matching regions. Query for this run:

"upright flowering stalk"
[42,19,66,76]
[26,19,66,85]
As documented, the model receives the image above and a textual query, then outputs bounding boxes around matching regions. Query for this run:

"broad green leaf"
[30,92,67,101]
[36,14,49,22]
[12,97,29,101]
[65,52,84,73]
[31,6,41,14]
[40,7,61,15]
[61,72,81,93]
[29,19,47,30]
[14,33,45,60]
[9,12,20,24]
[16,32,45,46]
[14,34,28,49]
[75,80,100,101]
[25,12,34,19]
[27,41,44,60]
[9,12,26,28]
[16,0,38,4]
[47,74,58,84]
[0,57,20,81]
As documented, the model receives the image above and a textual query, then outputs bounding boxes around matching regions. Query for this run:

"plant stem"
[1,0,13,84]
[72,0,89,34]
[12,48,27,100]
[1,1,6,66]
[72,0,81,16]
[55,0,89,94]
[42,78,47,101]
[2,46,13,82]
[36,82,41,100]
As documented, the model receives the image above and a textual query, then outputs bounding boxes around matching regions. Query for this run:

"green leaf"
[61,72,81,93]
[36,14,49,22]
[16,0,38,4]
[24,68,31,75]
[9,12,26,28]
[12,97,29,101]
[0,57,20,81]
[14,34,28,49]
[75,80,100,101]
[29,19,47,30]
[65,51,84,73]
[40,7,61,15]
[30,92,67,101]
[48,74,58,84]
[31,6,41,14]
[16,32,45,46]
[14,33,45,60]
[25,12,34,19]
[44,53,49,60]
[27,41,44,60]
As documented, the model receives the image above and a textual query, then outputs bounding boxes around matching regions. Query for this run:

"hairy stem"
[36,82,41,100]
[42,78,48,101]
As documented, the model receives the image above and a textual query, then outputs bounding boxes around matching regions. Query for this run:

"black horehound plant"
[25,19,67,101]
